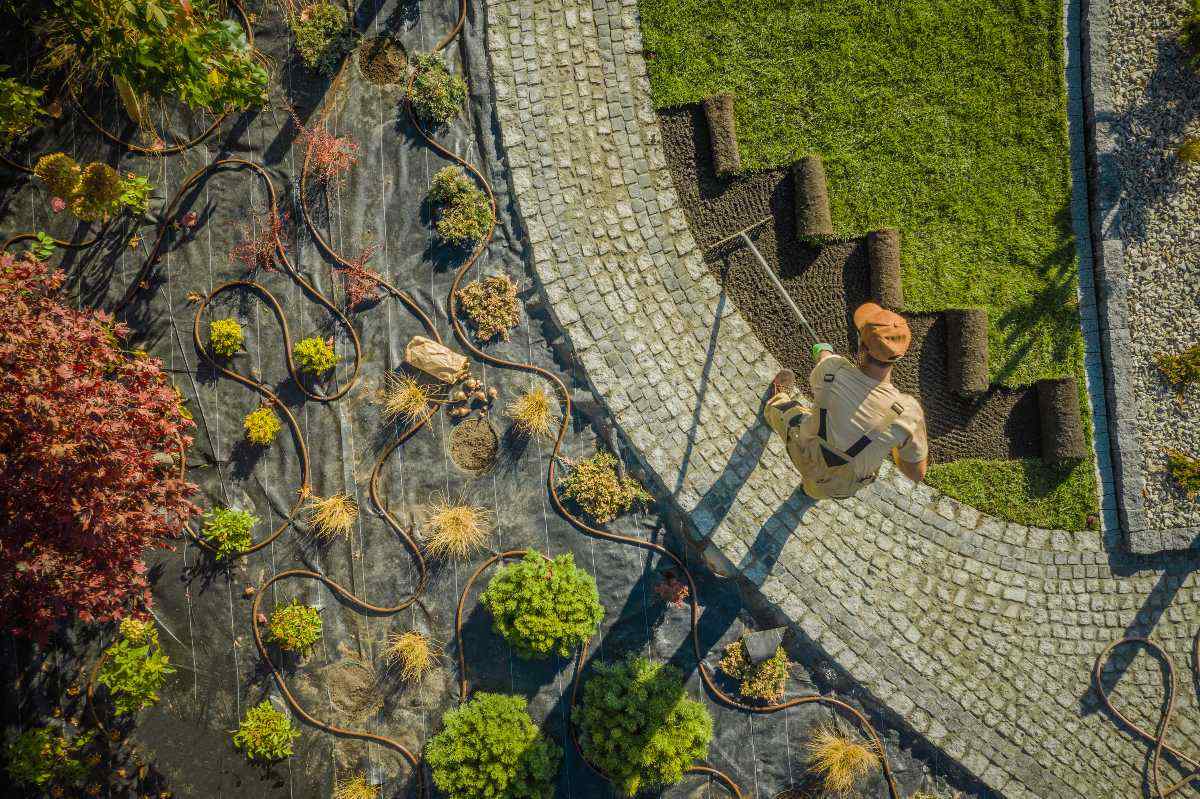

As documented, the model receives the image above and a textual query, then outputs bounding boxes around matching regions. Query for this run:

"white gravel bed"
[1108,0,1200,528]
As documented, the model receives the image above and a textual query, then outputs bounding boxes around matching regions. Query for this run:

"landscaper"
[765,302,929,499]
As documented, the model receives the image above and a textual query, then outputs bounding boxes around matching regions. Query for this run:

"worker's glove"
[811,342,833,361]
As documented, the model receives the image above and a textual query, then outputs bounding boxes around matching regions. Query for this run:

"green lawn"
[639,0,1098,529]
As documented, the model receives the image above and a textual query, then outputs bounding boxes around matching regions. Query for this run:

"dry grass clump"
[423,493,493,559]
[506,385,557,439]
[307,493,358,540]
[805,723,881,796]
[333,773,379,799]
[384,630,442,683]
[456,274,519,342]
[384,373,442,424]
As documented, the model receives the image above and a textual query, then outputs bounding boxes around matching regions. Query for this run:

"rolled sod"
[867,228,904,310]
[793,155,833,240]
[945,308,989,396]
[702,94,741,178]
[1037,377,1087,463]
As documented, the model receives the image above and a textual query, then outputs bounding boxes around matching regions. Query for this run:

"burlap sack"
[405,336,468,382]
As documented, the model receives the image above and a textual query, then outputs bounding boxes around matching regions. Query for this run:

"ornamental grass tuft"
[805,723,880,796]
[209,317,244,357]
[243,406,282,446]
[718,640,789,703]
[293,336,340,375]
[506,384,557,439]
[409,53,468,126]
[267,599,322,654]
[456,274,519,342]
[201,506,258,559]
[383,372,441,424]
[558,451,651,523]
[384,630,441,683]
[422,493,493,559]
[334,773,379,799]
[1155,344,1200,388]
[480,551,603,659]
[233,700,300,762]
[307,492,358,541]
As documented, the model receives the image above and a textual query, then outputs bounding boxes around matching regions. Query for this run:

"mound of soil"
[358,37,407,86]
[657,105,1043,463]
[450,415,498,473]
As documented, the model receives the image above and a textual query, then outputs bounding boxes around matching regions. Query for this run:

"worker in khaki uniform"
[765,303,929,499]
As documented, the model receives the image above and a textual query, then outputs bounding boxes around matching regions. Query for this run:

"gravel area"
[1108,0,1200,529]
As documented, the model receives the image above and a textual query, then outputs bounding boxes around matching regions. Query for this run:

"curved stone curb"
[484,0,1200,796]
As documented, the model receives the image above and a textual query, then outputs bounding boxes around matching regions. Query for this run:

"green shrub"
[0,75,45,149]
[1167,450,1200,500]
[293,336,340,375]
[200,506,257,559]
[41,0,268,113]
[233,700,300,762]
[5,726,93,788]
[243,406,282,446]
[574,656,713,796]
[209,317,244,357]
[456,274,519,341]
[96,617,176,715]
[428,166,492,247]
[267,599,322,653]
[718,641,789,703]
[426,692,561,799]
[33,152,151,221]
[558,452,651,523]
[1156,343,1200,387]
[28,232,56,261]
[480,551,603,659]
[71,162,125,221]
[291,1,355,74]
[409,53,468,126]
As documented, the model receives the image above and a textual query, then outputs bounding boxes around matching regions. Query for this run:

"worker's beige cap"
[853,302,911,363]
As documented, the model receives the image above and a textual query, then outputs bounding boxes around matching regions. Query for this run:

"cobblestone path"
[484,0,1200,796]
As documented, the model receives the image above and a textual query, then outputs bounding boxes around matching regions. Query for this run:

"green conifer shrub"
[480,551,603,659]
[574,655,713,796]
[426,692,561,799]
[427,165,492,247]
[291,1,355,74]
[409,53,467,126]
[558,452,651,523]
[96,618,176,715]
[1167,450,1200,500]
[1156,343,1200,387]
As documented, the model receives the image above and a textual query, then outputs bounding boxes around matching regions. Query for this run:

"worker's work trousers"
[764,389,825,498]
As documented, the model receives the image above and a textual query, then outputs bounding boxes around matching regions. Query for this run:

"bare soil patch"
[357,36,407,86]
[449,415,499,473]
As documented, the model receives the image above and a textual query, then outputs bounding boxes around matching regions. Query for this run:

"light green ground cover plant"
[243,405,282,446]
[480,551,603,659]
[201,506,257,559]
[233,700,300,762]
[409,53,468,126]
[267,599,322,654]
[96,618,175,715]
[209,317,244,357]
[639,0,1096,529]
[293,335,339,375]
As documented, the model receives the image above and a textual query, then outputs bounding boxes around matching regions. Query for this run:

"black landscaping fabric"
[0,5,988,799]
[658,104,1043,464]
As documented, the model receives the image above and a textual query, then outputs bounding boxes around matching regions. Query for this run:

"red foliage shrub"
[0,253,199,640]
[289,108,359,186]
[339,243,381,310]
[653,572,690,608]
[230,209,288,272]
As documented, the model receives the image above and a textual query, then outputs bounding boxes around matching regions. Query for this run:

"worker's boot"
[771,369,796,398]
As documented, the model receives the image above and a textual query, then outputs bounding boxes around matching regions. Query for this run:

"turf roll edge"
[867,228,904,310]
[793,155,833,239]
[1036,377,1087,463]
[945,308,989,396]
[702,94,741,177]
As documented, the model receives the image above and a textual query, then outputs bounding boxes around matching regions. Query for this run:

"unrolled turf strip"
[658,104,1042,464]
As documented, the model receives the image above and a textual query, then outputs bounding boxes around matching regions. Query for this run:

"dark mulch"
[657,104,1043,463]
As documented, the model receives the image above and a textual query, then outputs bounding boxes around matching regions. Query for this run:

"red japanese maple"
[0,253,199,640]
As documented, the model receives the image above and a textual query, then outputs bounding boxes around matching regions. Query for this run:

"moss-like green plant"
[291,1,355,74]
[96,618,176,716]
[1179,138,1200,162]
[409,53,468,126]
[428,165,493,247]
[0,75,45,149]
[71,162,125,221]
[233,700,300,762]
[1184,0,1200,69]
[293,336,340,375]
[558,452,651,523]
[480,551,603,659]
[243,406,282,446]
[5,726,94,789]
[33,152,151,221]
[1167,450,1200,500]
[267,599,322,654]
[34,152,82,198]
[457,274,519,342]
[200,506,258,559]
[718,641,789,703]
[574,656,713,796]
[1156,344,1200,388]
[209,317,244,357]
[426,692,561,799]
